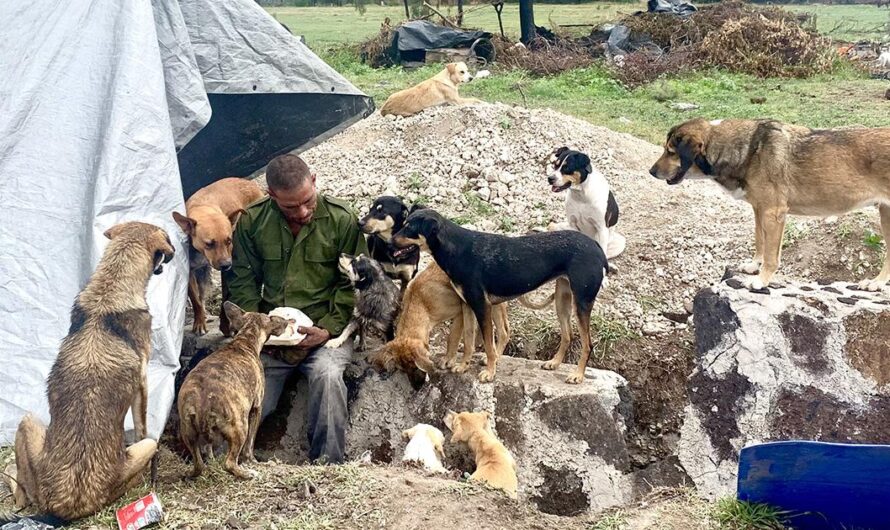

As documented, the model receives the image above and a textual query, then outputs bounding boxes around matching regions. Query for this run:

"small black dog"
[325,254,401,351]
[392,209,608,384]
[359,196,423,291]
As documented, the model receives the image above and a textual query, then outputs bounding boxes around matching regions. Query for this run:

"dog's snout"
[649,167,658,177]
[358,218,367,228]
[547,175,558,185]
[219,261,233,272]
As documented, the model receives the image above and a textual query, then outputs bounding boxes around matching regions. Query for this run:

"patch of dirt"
[0,448,713,529]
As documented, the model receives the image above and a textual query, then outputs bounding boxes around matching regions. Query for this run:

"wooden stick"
[423,2,459,28]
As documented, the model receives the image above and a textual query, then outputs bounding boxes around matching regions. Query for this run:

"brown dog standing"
[373,262,509,384]
[380,62,482,117]
[3,222,174,522]
[173,177,264,334]
[444,410,517,499]
[650,119,890,291]
[177,302,289,479]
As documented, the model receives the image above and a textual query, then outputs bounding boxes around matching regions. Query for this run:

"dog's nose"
[467,76,474,81]
[547,176,557,185]
[219,261,232,272]
[649,167,658,177]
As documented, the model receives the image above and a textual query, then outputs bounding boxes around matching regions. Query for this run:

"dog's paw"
[451,362,470,373]
[858,278,889,292]
[565,372,585,384]
[739,261,762,275]
[192,320,207,335]
[541,360,560,371]
[325,337,345,349]
[744,276,768,292]
[477,370,496,383]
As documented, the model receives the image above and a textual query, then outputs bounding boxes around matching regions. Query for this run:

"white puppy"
[402,424,447,474]
[547,147,626,260]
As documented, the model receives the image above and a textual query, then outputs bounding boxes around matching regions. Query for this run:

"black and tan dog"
[177,302,289,479]
[359,196,423,292]
[2,222,174,524]
[393,209,608,384]
[650,118,890,291]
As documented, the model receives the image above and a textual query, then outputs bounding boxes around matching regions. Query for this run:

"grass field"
[269,3,890,144]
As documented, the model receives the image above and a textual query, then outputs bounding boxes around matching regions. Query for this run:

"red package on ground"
[115,492,164,530]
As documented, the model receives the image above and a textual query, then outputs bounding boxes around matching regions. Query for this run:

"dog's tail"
[0,512,68,528]
[518,293,554,310]
[605,230,626,261]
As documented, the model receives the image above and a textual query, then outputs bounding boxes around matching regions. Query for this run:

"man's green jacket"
[224,194,368,335]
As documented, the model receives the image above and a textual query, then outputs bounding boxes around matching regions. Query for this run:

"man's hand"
[297,326,331,350]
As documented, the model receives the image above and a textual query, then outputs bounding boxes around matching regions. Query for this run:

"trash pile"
[358,1,838,86]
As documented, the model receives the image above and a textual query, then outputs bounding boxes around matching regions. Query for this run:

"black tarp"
[391,20,492,63]
[647,0,697,17]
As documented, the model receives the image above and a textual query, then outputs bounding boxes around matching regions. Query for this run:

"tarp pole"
[519,0,535,44]
[457,0,464,26]
[404,0,410,18]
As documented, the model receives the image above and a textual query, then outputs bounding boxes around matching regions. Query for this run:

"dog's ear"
[446,63,457,75]
[444,410,457,431]
[408,203,427,215]
[223,301,245,331]
[402,427,415,440]
[412,343,436,374]
[420,214,441,239]
[674,134,712,175]
[103,224,125,240]
[269,315,289,337]
[172,211,196,235]
[228,208,247,227]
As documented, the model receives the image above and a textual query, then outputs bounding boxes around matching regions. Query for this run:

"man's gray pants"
[259,341,354,464]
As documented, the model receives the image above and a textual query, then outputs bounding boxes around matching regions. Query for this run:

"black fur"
[359,196,421,286]
[68,301,88,335]
[606,190,619,228]
[674,135,713,179]
[103,309,151,354]
[393,209,608,364]
[549,148,592,190]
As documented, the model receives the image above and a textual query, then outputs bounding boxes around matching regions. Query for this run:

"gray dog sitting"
[325,254,400,350]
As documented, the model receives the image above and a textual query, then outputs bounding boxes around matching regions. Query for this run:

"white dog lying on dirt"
[402,424,448,473]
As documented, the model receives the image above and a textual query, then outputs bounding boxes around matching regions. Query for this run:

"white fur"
[709,119,724,126]
[563,167,626,259]
[402,424,447,473]
[876,51,890,70]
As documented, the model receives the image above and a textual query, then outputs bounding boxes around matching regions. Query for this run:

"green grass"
[268,2,647,45]
[712,498,789,530]
[268,5,890,144]
[589,510,628,530]
[785,4,890,42]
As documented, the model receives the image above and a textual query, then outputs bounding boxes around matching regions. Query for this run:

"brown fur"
[651,118,890,291]
[379,62,482,117]
[372,262,509,382]
[5,222,175,521]
[173,177,265,334]
[443,411,517,499]
[177,302,288,480]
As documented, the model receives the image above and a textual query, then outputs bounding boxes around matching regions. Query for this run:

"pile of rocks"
[298,103,755,334]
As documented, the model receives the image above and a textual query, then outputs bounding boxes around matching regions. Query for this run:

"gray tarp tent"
[0,0,373,444]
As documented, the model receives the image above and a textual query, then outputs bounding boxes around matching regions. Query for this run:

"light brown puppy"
[173,177,264,334]
[650,118,890,291]
[372,262,509,383]
[177,302,289,480]
[5,222,174,522]
[379,62,482,117]
[444,410,517,499]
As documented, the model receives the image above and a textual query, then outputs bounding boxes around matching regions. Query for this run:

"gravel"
[265,103,776,334]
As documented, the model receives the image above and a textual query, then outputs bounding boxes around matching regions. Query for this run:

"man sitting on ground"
[223,154,368,464]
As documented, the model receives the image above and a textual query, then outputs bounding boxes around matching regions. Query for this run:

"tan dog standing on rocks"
[444,410,517,499]
[177,302,289,480]
[173,177,264,334]
[2,222,175,524]
[380,61,481,117]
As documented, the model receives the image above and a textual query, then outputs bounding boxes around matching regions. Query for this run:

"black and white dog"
[359,196,423,292]
[547,147,626,260]
[325,254,401,350]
